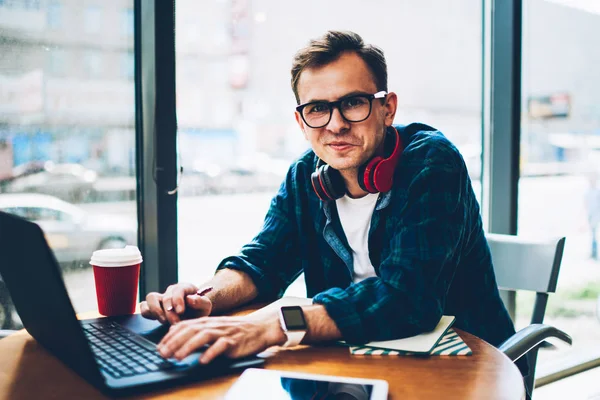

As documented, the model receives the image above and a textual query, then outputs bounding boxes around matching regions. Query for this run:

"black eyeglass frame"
[295,90,388,128]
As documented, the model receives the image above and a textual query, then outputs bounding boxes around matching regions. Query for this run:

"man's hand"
[156,313,286,364]
[140,283,213,325]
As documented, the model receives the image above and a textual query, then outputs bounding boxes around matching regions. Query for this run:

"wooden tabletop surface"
[0,306,525,400]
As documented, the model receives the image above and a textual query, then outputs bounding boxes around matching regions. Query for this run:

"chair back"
[487,233,567,398]
[487,233,565,294]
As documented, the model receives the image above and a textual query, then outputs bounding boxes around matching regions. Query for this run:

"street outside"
[55,174,600,372]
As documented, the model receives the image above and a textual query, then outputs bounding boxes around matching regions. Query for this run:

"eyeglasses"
[296,91,387,128]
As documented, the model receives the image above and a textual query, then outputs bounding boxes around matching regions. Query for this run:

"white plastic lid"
[90,245,143,267]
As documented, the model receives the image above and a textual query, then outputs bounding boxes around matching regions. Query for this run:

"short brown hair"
[291,30,388,104]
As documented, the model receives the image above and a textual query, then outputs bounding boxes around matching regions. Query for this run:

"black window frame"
[135,0,179,295]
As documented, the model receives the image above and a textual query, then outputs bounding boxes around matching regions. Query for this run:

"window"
[27,207,63,222]
[175,0,483,296]
[0,207,29,219]
[0,0,137,330]
[121,51,134,79]
[84,5,101,34]
[121,8,134,37]
[48,49,66,76]
[24,0,40,9]
[47,2,61,29]
[517,0,600,376]
[83,50,102,78]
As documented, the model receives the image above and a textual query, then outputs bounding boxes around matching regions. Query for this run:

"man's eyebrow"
[304,90,372,104]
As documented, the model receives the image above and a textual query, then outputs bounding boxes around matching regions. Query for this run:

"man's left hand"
[157,314,286,364]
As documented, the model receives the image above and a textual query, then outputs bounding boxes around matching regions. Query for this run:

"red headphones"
[311,126,404,201]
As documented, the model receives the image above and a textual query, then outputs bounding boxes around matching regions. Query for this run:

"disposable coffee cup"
[90,245,143,316]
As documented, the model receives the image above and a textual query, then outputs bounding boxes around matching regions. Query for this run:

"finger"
[158,316,224,348]
[161,285,174,312]
[173,329,222,360]
[164,307,180,325]
[161,292,181,325]
[185,295,212,316]
[159,325,201,359]
[171,283,198,314]
[157,318,210,351]
[200,337,235,364]
[158,321,187,347]
[140,301,151,318]
[145,293,167,324]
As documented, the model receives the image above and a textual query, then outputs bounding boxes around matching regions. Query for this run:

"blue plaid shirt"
[217,123,525,374]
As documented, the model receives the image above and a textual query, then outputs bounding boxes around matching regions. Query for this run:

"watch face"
[282,306,307,330]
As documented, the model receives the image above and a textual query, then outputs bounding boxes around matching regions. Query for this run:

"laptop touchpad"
[111,314,168,343]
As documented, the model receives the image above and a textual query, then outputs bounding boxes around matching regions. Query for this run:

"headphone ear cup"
[363,156,383,193]
[311,167,329,201]
[321,165,345,200]
[357,162,369,192]
[370,126,404,193]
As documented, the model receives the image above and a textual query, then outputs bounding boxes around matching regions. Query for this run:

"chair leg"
[525,372,534,399]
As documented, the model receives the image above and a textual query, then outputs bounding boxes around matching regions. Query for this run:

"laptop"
[0,211,264,397]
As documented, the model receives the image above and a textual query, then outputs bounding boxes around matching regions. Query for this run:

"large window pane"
[0,0,137,329]
[176,0,483,296]
[518,0,600,373]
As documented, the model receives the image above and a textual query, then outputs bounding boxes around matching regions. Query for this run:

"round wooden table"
[0,307,525,399]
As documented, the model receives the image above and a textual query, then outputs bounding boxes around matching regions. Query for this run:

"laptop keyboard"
[83,321,178,379]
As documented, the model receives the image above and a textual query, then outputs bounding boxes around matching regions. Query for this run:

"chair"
[487,233,572,397]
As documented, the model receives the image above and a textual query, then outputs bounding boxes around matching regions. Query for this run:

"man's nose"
[326,106,350,133]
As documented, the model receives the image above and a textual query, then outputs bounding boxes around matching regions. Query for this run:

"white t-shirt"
[336,193,379,283]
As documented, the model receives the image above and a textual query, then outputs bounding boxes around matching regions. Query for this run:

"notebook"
[341,315,456,354]
[349,328,473,356]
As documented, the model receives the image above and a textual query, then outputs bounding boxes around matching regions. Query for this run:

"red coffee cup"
[90,245,143,316]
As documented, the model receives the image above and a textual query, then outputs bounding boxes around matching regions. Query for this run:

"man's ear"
[295,111,309,140]
[383,92,398,126]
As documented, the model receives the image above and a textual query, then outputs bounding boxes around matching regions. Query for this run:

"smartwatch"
[278,306,307,347]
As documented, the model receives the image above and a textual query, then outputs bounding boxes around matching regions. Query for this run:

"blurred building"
[0,0,599,176]
[0,0,134,175]
[522,0,600,167]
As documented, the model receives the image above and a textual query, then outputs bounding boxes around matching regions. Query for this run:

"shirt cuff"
[216,256,280,301]
[313,287,367,344]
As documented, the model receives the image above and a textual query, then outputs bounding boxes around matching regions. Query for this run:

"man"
[142,30,525,378]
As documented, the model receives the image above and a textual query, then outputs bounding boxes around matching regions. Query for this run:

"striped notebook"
[349,328,472,356]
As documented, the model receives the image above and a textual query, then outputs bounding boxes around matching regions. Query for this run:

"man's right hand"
[140,283,213,325]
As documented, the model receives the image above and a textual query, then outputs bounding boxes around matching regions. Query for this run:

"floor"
[535,367,600,399]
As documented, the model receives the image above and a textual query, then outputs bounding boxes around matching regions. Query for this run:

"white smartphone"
[225,368,388,400]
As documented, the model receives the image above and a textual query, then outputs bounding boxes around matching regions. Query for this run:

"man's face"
[294,51,397,172]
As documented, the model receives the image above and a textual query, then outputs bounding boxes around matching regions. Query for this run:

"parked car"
[0,193,137,329]
[2,162,98,203]
[0,277,15,329]
[215,167,284,194]
[0,193,137,268]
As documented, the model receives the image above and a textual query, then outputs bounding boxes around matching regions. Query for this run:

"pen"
[196,287,213,296]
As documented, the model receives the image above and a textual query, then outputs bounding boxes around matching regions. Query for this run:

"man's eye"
[343,97,368,108]
[307,103,329,114]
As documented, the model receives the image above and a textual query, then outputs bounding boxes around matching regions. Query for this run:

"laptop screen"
[0,211,103,386]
